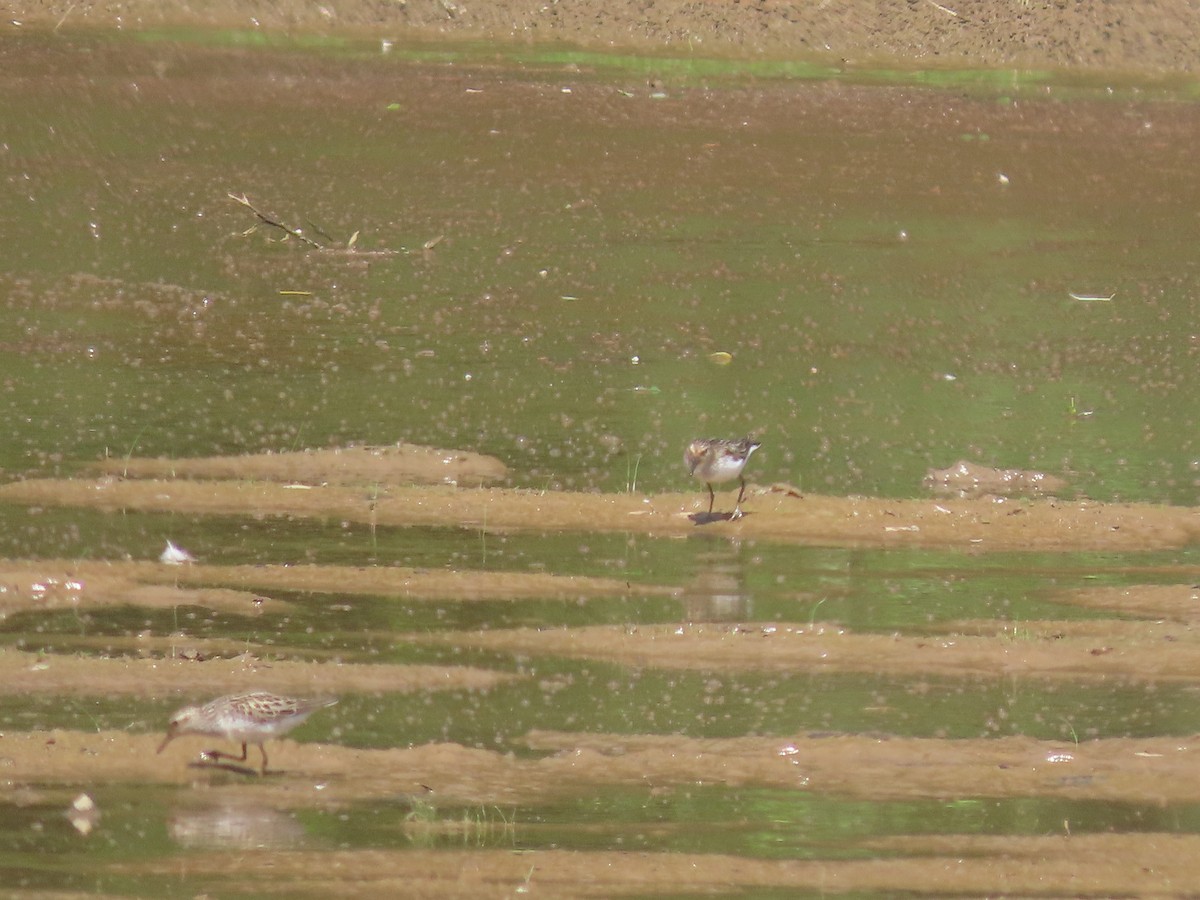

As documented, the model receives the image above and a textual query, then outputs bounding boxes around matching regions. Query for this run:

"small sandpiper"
[157,690,337,775]
[685,437,761,519]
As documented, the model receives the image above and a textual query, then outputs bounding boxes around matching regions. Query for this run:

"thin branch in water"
[227,192,325,249]
[305,220,336,244]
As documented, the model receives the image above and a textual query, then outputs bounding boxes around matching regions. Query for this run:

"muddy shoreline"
[14,725,1200,805]
[7,0,1200,76]
[3,473,1198,551]
[5,452,1200,894]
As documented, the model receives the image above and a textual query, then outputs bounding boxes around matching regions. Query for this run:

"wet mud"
[923,459,1070,498]
[0,556,659,616]
[434,618,1200,682]
[0,648,515,698]
[15,726,1200,895]
[7,451,1200,739]
[15,723,1200,817]
[93,443,508,487]
[4,448,1200,895]
[3,454,1199,684]
[3,468,1199,551]
[105,838,1200,899]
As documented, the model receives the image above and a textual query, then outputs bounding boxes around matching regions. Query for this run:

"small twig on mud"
[54,2,77,31]
[227,192,326,249]
[924,0,959,15]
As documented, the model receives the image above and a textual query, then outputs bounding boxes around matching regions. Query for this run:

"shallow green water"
[4,30,1200,501]
[5,779,1200,897]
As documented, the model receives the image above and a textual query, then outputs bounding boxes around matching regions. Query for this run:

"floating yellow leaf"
[708,351,733,366]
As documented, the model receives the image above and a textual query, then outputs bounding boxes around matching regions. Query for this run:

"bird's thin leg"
[707,483,716,514]
[732,477,747,518]
[203,742,250,764]
[259,744,270,776]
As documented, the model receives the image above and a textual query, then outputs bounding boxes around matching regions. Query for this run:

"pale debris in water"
[71,794,96,812]
[67,793,100,835]
[160,540,195,565]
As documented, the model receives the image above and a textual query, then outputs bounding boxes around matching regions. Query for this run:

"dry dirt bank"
[8,0,1200,76]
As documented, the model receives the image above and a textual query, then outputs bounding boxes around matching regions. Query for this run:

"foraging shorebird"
[157,691,336,775]
[685,437,761,519]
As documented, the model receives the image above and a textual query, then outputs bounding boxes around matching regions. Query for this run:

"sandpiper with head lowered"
[157,691,337,775]
[685,437,761,519]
